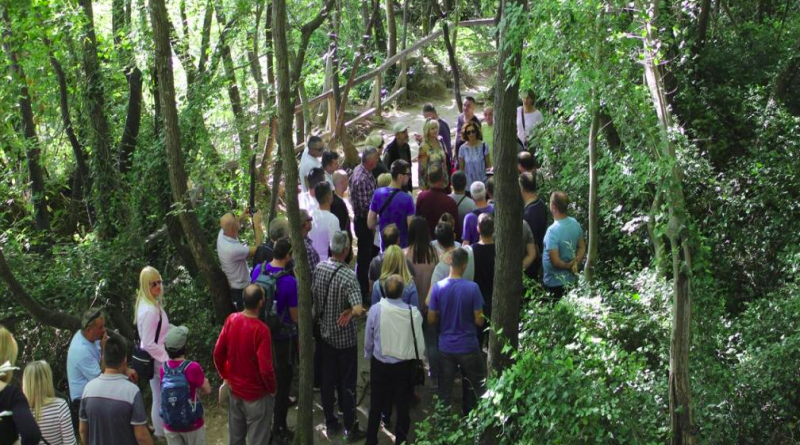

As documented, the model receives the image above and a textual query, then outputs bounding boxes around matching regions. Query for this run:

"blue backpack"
[159,361,203,430]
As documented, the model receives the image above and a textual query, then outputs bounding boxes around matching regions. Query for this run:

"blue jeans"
[438,350,486,414]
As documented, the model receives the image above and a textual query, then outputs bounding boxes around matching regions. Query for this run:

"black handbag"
[313,265,344,341]
[408,305,426,386]
[131,309,162,382]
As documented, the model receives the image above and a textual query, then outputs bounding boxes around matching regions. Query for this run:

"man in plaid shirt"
[349,146,380,303]
[312,231,366,441]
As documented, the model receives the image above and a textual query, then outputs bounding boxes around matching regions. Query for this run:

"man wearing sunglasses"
[299,136,325,192]
[67,308,138,431]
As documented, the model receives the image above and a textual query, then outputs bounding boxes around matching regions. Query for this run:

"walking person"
[364,275,426,445]
[417,118,451,191]
[312,232,366,442]
[134,266,171,439]
[350,146,381,302]
[458,122,491,189]
[428,248,487,414]
[23,361,77,445]
[0,327,42,445]
[213,284,277,445]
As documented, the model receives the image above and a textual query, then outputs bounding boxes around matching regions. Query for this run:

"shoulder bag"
[408,305,426,386]
[132,309,162,382]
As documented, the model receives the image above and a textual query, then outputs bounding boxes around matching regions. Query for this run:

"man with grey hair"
[311,231,366,441]
[461,181,494,245]
[350,146,380,303]
[252,216,290,269]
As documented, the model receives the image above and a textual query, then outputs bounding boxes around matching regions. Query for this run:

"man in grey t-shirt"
[448,171,477,240]
[80,335,152,445]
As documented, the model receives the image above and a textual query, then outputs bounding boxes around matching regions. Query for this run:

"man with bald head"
[217,211,263,311]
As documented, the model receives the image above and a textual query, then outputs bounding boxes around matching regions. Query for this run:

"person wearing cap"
[299,135,324,192]
[67,308,137,432]
[364,134,389,180]
[383,123,413,193]
[160,326,211,444]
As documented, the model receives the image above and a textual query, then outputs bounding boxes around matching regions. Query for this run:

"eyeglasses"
[150,280,163,288]
[84,308,103,329]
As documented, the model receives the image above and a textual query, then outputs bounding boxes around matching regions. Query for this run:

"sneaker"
[345,424,366,443]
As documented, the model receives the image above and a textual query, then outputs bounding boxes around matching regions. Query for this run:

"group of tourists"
[0,90,586,445]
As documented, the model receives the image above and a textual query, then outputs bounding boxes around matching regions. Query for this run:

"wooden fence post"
[373,74,382,117]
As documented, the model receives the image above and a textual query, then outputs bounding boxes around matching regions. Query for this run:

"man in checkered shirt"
[312,231,366,441]
[349,146,380,303]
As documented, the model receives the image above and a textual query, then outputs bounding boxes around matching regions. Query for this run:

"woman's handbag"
[408,305,426,386]
[131,310,162,382]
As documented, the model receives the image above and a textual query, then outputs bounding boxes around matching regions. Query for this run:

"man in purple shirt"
[427,247,486,414]
[349,147,380,301]
[461,181,494,245]
[263,237,298,440]
[368,160,415,249]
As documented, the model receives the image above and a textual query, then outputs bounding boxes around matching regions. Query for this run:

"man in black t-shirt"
[252,216,290,267]
[383,123,413,192]
[471,213,495,349]
[520,172,548,279]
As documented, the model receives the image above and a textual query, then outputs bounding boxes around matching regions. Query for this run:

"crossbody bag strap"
[409,305,420,361]
[378,189,401,215]
[457,195,467,208]
[316,264,345,323]
[154,309,163,343]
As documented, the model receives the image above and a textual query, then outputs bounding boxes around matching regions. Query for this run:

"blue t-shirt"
[264,263,298,338]
[461,205,494,245]
[428,278,484,354]
[371,280,420,309]
[369,187,415,249]
[67,330,101,401]
[542,216,584,288]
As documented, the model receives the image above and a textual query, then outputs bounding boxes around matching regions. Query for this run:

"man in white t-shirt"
[299,136,324,192]
[217,211,262,311]
[309,182,340,262]
[516,90,544,150]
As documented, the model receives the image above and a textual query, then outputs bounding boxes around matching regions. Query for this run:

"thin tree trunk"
[638,1,696,443]
[647,187,669,278]
[149,0,235,323]
[487,0,526,376]
[0,248,80,331]
[118,67,143,174]
[695,0,712,53]
[431,0,463,111]
[585,107,600,283]
[374,0,388,53]
[216,4,252,158]
[197,0,214,76]
[273,0,314,442]
[774,34,800,108]
[386,0,397,58]
[2,9,51,233]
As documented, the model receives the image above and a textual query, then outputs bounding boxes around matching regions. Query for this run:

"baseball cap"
[164,325,189,352]
[392,123,408,134]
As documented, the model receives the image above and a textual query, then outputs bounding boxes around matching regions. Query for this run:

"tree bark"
[77,0,120,239]
[585,107,600,283]
[647,187,670,278]
[774,34,800,108]
[2,9,51,233]
[0,248,80,331]
[216,4,252,158]
[487,0,526,376]
[149,0,235,323]
[431,0,463,111]
[386,0,397,58]
[118,67,143,174]
[638,1,696,443]
[273,0,314,443]
[694,0,712,54]
[197,0,214,76]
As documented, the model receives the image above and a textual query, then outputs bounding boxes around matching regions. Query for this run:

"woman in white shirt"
[134,266,170,439]
[23,361,77,445]
[517,90,544,150]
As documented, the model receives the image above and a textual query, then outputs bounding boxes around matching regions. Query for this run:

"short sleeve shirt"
[312,260,362,349]
[459,141,489,188]
[217,230,251,289]
[67,330,101,401]
[542,216,584,288]
[80,374,147,445]
[369,187,415,249]
[429,278,484,354]
[159,360,206,432]
[309,209,340,262]
[264,263,298,337]
[462,205,494,245]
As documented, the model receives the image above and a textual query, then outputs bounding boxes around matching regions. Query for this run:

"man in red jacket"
[214,284,277,445]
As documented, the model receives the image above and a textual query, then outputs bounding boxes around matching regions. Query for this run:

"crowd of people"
[0,92,588,445]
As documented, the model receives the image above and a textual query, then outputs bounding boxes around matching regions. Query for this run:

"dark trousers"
[438,350,487,415]
[315,338,345,410]
[273,338,296,430]
[366,358,413,445]
[545,285,565,302]
[70,398,81,435]
[354,217,379,304]
[231,288,244,312]
[320,341,358,429]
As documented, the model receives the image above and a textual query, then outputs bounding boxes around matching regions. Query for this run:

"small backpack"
[159,361,203,430]
[253,263,296,338]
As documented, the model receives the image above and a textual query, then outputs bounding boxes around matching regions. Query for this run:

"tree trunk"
[118,67,143,174]
[373,0,387,53]
[149,0,235,324]
[638,1,696,443]
[77,0,120,239]
[694,0,712,54]
[273,0,315,443]
[0,248,80,331]
[585,107,600,283]
[197,0,214,76]
[487,0,526,376]
[216,4,252,159]
[386,0,397,58]
[431,0,463,112]
[647,187,670,278]
[774,34,800,109]
[2,10,51,233]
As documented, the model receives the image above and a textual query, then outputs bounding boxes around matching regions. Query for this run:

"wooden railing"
[293,18,494,150]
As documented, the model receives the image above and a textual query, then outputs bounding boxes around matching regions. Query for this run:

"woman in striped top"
[22,361,76,445]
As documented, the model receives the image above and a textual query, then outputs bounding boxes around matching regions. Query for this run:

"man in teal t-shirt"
[542,192,585,301]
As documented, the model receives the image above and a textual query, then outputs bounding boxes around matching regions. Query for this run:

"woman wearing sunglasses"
[458,122,492,189]
[134,266,171,439]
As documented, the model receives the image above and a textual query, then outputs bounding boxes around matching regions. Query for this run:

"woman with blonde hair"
[370,245,419,308]
[0,326,42,445]
[23,361,76,445]
[134,266,171,439]
[418,119,451,190]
